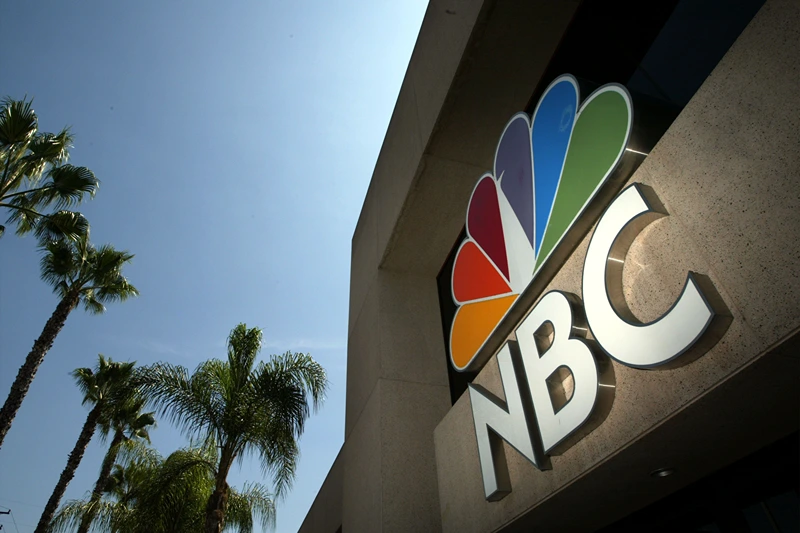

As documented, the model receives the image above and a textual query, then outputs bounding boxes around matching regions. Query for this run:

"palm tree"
[52,441,276,533]
[34,356,136,533]
[0,96,98,240]
[76,397,156,533]
[138,324,327,533]
[0,234,138,449]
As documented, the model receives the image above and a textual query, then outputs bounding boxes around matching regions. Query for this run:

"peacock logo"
[450,74,633,372]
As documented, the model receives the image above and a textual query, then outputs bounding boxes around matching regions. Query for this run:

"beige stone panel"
[408,0,485,146]
[349,186,378,334]
[381,155,488,275]
[371,0,485,271]
[377,271,450,387]
[297,449,343,533]
[434,358,508,533]
[433,390,481,532]
[374,75,425,260]
[345,278,380,438]
[640,0,800,344]
[425,0,579,168]
[342,380,383,533]
[380,379,452,533]
[347,270,452,437]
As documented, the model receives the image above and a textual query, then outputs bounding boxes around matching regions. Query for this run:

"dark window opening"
[596,431,799,532]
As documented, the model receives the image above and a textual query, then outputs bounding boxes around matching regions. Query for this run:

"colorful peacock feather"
[450,74,632,371]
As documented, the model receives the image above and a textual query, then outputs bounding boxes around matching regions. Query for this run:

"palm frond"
[252,351,328,438]
[227,324,263,384]
[87,243,134,278]
[95,274,139,303]
[71,367,97,405]
[82,244,138,306]
[233,351,327,498]
[129,411,156,442]
[92,275,139,304]
[88,354,135,401]
[254,427,298,499]
[22,128,73,172]
[81,291,107,314]
[137,362,221,440]
[38,238,77,291]
[192,359,231,432]
[116,439,162,472]
[51,498,119,533]
[129,446,216,533]
[3,193,43,234]
[226,482,276,533]
[251,363,308,438]
[264,351,328,411]
[36,235,140,310]
[33,210,90,241]
[0,97,37,148]
[74,354,142,444]
[29,164,98,208]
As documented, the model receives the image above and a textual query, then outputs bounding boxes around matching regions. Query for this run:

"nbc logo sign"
[450,74,633,371]
[450,75,731,501]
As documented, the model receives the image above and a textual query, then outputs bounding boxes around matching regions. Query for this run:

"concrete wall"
[297,450,344,533]
[433,1,800,531]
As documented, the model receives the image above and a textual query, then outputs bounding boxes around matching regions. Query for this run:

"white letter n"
[468,341,543,501]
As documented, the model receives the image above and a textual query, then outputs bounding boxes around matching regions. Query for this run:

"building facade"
[299,0,800,531]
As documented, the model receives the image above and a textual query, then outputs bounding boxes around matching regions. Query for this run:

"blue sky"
[0,1,427,531]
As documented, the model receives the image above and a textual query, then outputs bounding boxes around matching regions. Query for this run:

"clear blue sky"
[0,1,427,531]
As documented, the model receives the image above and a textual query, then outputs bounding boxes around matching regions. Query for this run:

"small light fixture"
[649,467,676,478]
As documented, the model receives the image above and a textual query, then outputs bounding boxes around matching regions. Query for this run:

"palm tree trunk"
[34,403,102,533]
[77,429,124,533]
[0,290,80,449]
[204,449,234,533]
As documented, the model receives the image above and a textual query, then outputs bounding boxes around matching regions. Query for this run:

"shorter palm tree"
[0,96,97,239]
[52,441,276,533]
[138,323,327,533]
[77,397,156,533]
[34,356,136,533]
[0,232,138,449]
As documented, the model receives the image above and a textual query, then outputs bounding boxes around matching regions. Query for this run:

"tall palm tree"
[34,356,136,533]
[76,397,156,533]
[0,96,97,240]
[52,441,276,533]
[138,324,327,533]
[0,233,138,449]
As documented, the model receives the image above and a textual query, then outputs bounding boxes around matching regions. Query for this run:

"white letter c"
[582,184,717,368]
